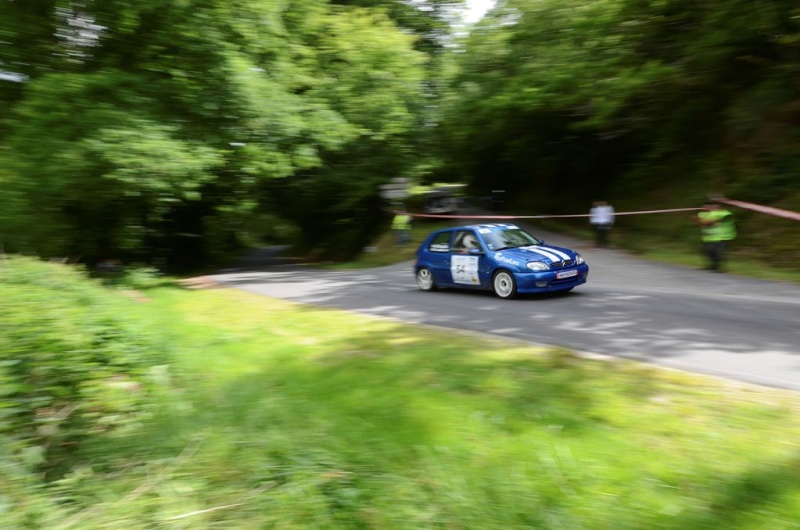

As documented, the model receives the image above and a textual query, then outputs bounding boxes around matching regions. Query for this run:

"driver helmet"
[463,233,479,249]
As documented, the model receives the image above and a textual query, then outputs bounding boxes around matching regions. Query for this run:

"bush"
[94,264,165,290]
[0,256,168,476]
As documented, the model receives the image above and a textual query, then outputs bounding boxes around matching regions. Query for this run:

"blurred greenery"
[0,0,461,267]
[4,274,800,528]
[0,258,167,497]
[437,0,800,267]
[1,0,798,269]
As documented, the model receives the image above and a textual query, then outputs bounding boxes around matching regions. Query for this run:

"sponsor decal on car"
[494,253,521,267]
[451,255,480,285]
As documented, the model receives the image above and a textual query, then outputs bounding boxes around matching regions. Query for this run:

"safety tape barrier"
[717,199,800,223]
[406,201,800,222]
[409,207,702,220]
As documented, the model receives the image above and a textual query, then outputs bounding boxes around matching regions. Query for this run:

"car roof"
[445,223,519,231]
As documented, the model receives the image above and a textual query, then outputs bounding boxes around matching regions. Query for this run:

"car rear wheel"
[416,267,437,291]
[493,270,517,299]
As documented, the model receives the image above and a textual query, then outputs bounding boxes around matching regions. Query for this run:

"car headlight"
[575,254,585,265]
[526,261,550,271]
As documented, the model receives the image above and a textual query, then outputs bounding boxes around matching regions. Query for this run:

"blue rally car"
[414,224,588,299]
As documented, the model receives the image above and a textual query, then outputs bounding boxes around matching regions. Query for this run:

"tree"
[438,0,800,213]
[330,0,466,53]
[3,72,221,258]
[268,6,428,259]
[0,0,432,265]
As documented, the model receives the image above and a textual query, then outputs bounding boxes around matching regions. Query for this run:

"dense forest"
[1,0,798,268]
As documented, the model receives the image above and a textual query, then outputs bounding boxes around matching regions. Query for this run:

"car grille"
[552,260,574,268]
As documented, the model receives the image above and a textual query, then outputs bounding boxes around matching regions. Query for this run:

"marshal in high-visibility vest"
[392,213,412,231]
[695,202,736,271]
[392,213,412,246]
[697,206,736,242]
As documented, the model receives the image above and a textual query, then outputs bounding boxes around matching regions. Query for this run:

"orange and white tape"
[404,200,800,223]
[718,199,800,223]
[409,207,701,220]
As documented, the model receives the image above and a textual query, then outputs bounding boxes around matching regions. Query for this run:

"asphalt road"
[210,229,800,391]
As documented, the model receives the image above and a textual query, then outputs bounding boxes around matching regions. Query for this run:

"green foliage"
[0,0,445,268]
[95,265,166,290]
[0,257,167,475]
[2,72,223,258]
[330,0,466,53]
[6,287,797,528]
[440,0,800,208]
[266,6,430,259]
[4,0,797,268]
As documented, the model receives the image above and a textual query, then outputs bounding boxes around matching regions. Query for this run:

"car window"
[427,231,451,253]
[482,228,541,251]
[452,230,481,253]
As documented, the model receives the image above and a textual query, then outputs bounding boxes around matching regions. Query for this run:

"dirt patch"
[179,276,224,290]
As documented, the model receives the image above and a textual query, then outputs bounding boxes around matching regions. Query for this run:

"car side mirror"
[469,248,484,255]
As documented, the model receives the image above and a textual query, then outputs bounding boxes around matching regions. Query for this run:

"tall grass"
[40,286,800,529]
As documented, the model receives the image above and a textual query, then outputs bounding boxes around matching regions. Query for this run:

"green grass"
[38,286,800,529]
[626,236,800,283]
[614,229,800,283]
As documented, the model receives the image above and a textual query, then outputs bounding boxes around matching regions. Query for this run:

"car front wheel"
[493,270,517,299]
[416,267,437,291]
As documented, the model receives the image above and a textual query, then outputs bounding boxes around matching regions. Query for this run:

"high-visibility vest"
[698,209,736,242]
[392,214,411,230]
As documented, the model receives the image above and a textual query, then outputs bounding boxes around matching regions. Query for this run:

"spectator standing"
[589,201,615,248]
[694,201,736,272]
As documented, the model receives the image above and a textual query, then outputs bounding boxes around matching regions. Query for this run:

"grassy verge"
[622,233,800,283]
[39,285,800,529]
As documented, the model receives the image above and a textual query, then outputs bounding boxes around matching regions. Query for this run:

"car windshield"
[481,227,542,251]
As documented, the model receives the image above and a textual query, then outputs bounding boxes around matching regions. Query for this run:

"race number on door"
[451,255,480,285]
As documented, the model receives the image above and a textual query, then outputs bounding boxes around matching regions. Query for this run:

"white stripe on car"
[521,246,560,261]
[539,246,571,260]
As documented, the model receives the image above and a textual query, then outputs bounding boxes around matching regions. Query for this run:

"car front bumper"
[513,265,589,293]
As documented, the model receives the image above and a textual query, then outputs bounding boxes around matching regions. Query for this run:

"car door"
[424,230,455,284]
[448,230,485,288]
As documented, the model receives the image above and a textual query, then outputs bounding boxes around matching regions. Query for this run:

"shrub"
[0,256,168,475]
